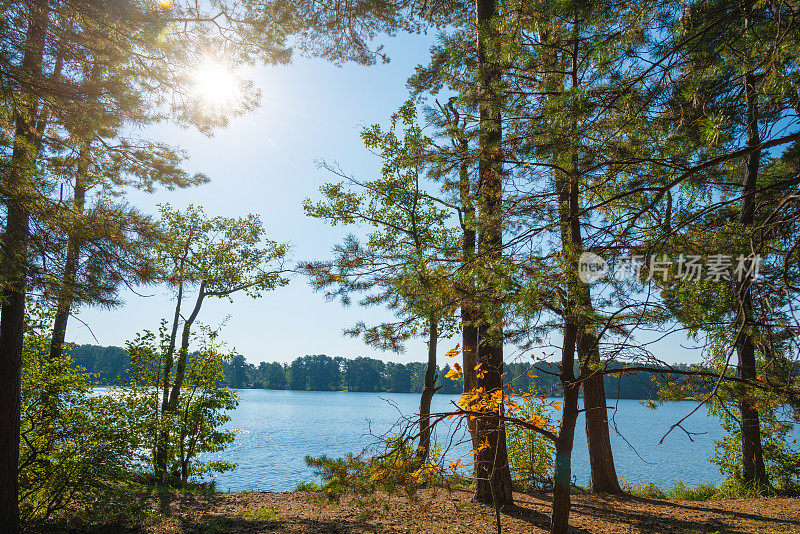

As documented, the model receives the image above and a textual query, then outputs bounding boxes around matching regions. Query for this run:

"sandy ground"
[112,489,800,534]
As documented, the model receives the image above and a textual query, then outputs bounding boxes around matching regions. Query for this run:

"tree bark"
[735,57,767,489]
[155,281,184,482]
[155,281,204,483]
[418,311,438,460]
[551,317,580,534]
[473,334,514,506]
[473,0,514,508]
[168,282,206,410]
[0,1,48,531]
[563,13,621,495]
[578,331,621,493]
[459,136,479,450]
[549,82,587,528]
[48,141,87,362]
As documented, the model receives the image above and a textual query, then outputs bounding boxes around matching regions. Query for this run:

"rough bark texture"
[418,313,438,460]
[0,2,48,531]
[578,332,621,493]
[472,0,514,508]
[734,63,767,490]
[462,306,479,448]
[459,136,479,450]
[551,318,580,534]
[549,82,590,527]
[473,335,514,506]
[561,14,621,495]
[48,142,87,362]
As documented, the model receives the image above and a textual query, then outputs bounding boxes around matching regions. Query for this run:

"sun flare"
[192,62,240,108]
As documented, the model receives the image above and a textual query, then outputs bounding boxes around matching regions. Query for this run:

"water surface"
[201,390,743,492]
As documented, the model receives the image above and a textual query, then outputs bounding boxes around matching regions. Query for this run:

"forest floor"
[72,488,800,534]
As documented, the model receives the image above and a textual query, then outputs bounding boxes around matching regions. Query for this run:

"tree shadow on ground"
[567,494,800,534]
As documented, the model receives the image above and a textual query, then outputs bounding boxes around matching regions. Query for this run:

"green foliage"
[70,346,697,399]
[624,481,668,499]
[302,101,459,351]
[293,481,321,492]
[506,387,556,491]
[666,482,719,501]
[709,402,800,491]
[119,322,239,486]
[19,308,137,523]
[304,437,448,502]
[624,479,776,501]
[156,204,290,301]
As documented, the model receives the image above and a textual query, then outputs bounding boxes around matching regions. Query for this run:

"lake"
[198,389,753,492]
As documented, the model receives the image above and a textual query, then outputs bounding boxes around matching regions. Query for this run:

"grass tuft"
[293,481,320,492]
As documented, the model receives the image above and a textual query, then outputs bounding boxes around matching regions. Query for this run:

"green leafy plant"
[710,400,800,492]
[19,306,137,523]
[304,436,449,502]
[506,387,556,491]
[119,323,239,487]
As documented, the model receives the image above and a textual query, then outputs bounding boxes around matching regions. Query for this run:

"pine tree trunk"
[473,0,514,508]
[0,2,48,531]
[550,67,586,526]
[738,335,767,487]
[48,143,87,362]
[735,62,767,490]
[462,307,478,448]
[578,331,621,493]
[418,312,438,460]
[459,137,479,450]
[560,12,621,495]
[551,318,580,534]
[474,336,514,505]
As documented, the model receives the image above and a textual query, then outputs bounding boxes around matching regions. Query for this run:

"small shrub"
[667,481,717,501]
[19,307,140,523]
[506,386,556,491]
[357,508,375,522]
[304,436,448,502]
[293,481,320,492]
[120,323,239,487]
[624,479,775,501]
[625,481,667,499]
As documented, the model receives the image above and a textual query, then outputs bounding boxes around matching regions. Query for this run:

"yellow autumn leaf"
[445,344,461,358]
[445,362,463,381]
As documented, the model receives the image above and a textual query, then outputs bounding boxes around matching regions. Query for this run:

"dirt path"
[128,489,800,533]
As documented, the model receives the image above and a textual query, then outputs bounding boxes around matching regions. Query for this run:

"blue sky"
[70,32,702,366]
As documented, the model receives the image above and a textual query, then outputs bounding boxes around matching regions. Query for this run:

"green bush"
[120,323,239,487]
[709,400,800,492]
[506,387,556,491]
[625,479,772,501]
[625,482,667,499]
[293,481,321,492]
[19,308,138,523]
[667,481,718,501]
[304,436,447,501]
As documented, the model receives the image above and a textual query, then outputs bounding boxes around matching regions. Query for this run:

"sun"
[192,62,240,109]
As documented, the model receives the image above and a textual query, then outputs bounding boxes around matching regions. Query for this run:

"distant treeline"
[68,344,689,399]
